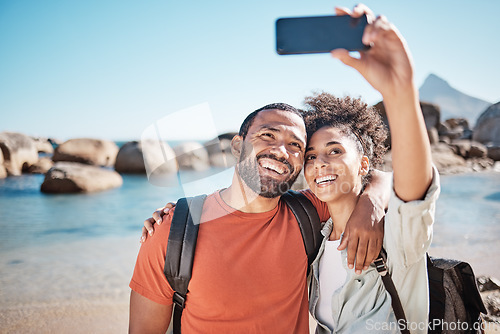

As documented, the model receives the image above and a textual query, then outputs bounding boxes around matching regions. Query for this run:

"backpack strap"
[163,190,321,333]
[374,248,410,334]
[281,190,323,275]
[164,194,207,334]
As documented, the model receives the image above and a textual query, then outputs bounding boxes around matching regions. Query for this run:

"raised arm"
[331,4,432,200]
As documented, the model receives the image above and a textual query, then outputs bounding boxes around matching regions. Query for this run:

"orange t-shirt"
[130,189,329,334]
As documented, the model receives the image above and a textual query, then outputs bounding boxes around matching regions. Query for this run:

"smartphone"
[276,14,370,55]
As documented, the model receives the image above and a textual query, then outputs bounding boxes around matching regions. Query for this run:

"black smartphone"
[276,14,370,55]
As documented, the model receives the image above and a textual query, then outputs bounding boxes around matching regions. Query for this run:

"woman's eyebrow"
[325,141,342,147]
[306,140,342,153]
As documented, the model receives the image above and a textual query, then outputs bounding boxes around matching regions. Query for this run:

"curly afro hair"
[301,92,388,186]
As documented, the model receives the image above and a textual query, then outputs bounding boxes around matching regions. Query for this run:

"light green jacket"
[309,167,440,334]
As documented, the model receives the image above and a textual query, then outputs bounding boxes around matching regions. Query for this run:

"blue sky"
[1,0,499,141]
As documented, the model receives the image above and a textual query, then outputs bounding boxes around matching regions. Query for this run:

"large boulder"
[115,141,147,173]
[468,142,488,159]
[0,132,39,176]
[53,138,118,167]
[41,162,123,193]
[27,157,54,174]
[473,102,500,145]
[421,102,441,130]
[427,128,439,145]
[439,118,472,141]
[450,140,487,159]
[204,133,238,168]
[374,101,440,148]
[115,140,178,175]
[487,146,500,161]
[173,142,210,171]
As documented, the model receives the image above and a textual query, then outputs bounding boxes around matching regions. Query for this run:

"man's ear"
[231,135,243,159]
[359,156,370,176]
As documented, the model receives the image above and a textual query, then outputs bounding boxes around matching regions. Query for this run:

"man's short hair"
[238,103,303,139]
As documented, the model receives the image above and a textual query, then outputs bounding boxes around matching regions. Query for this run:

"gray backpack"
[375,250,487,334]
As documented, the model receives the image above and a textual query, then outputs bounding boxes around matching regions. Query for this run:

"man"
[129,7,391,334]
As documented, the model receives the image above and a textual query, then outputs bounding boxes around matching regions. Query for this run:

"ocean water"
[0,169,499,253]
[0,168,234,253]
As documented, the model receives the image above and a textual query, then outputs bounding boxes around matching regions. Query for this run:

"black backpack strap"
[164,194,207,334]
[281,190,322,276]
[374,248,410,334]
[427,254,445,334]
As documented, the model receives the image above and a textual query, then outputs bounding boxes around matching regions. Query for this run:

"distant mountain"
[419,74,492,125]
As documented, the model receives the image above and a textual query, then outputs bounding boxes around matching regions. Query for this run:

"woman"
[302,6,439,333]
[302,92,439,334]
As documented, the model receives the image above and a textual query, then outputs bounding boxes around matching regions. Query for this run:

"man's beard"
[237,144,301,198]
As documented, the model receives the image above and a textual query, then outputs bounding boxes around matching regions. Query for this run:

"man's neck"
[220,171,281,213]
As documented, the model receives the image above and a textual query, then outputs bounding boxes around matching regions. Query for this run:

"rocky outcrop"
[142,139,178,185]
[53,138,118,167]
[173,142,210,171]
[439,118,472,141]
[0,132,39,176]
[373,101,499,174]
[380,143,473,174]
[477,276,500,326]
[473,102,500,164]
[478,276,500,293]
[374,101,441,148]
[421,102,441,130]
[115,140,178,176]
[41,162,123,193]
[487,146,500,161]
[430,143,468,174]
[484,292,500,318]
[427,128,439,145]
[450,140,488,159]
[473,102,500,145]
[27,157,54,174]
[204,133,238,168]
[114,141,147,173]
[31,137,54,154]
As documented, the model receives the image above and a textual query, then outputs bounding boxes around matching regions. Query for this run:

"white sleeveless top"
[315,238,347,331]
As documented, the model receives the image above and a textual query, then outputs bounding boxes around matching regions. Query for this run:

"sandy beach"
[1,233,499,334]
